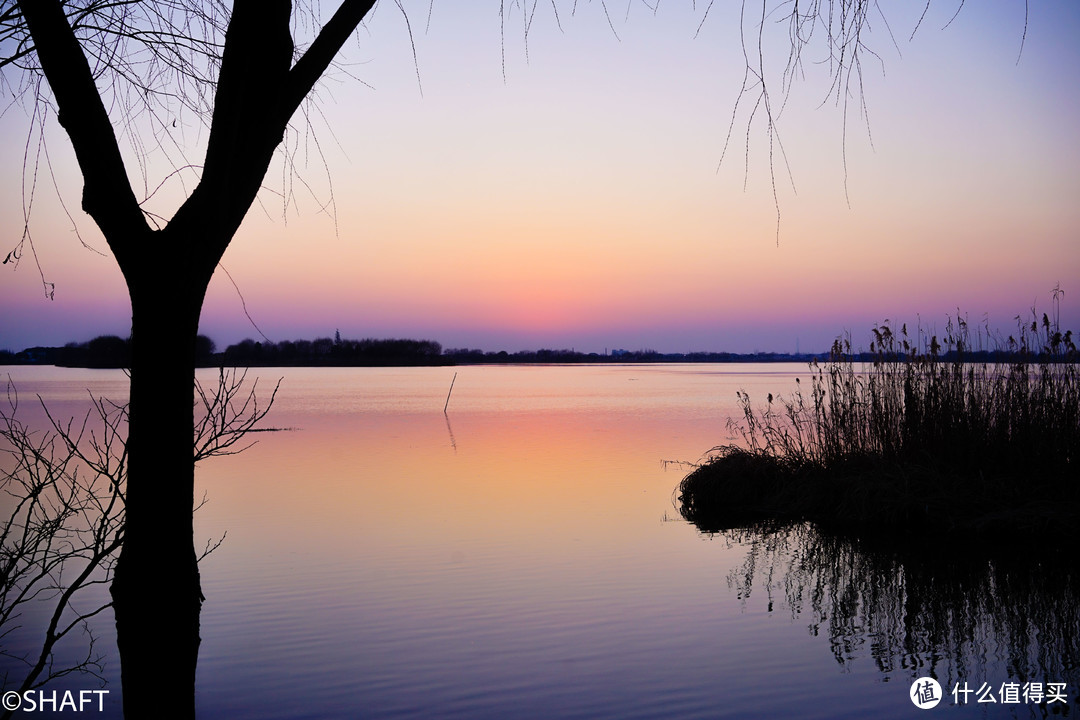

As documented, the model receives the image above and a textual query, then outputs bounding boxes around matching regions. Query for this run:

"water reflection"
[715,522,1079,714]
[21,364,1070,718]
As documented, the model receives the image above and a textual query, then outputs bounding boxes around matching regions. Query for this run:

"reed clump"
[679,304,1079,545]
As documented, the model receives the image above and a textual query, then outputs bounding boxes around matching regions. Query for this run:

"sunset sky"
[2,1,1078,355]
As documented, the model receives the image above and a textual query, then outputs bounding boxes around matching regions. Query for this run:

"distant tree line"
[1,335,217,368]
[4,336,1075,369]
[441,347,829,364]
[221,335,446,367]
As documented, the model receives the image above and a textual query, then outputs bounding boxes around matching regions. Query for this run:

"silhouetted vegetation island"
[679,312,1079,552]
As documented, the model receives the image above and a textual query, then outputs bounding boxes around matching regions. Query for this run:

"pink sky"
[2,2,1078,355]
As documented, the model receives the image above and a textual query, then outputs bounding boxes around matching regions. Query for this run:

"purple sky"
[2,2,1078,355]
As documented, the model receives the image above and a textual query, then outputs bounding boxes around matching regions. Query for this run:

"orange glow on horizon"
[2,4,1078,354]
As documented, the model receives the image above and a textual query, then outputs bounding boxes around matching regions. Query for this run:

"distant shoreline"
[3,339,1075,370]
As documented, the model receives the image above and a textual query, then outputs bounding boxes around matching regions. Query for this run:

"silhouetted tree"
[5,2,379,715]
[194,335,217,367]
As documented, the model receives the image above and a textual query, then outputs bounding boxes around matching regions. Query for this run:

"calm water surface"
[1,364,1075,719]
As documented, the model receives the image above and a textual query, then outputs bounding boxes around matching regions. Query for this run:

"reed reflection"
[714,522,1079,711]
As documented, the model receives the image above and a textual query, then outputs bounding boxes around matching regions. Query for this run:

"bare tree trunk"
[111,275,206,719]
[14,3,379,716]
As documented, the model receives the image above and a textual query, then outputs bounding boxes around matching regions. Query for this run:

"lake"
[1,364,1076,719]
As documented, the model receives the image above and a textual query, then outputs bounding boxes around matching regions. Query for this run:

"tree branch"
[283,0,378,119]
[167,0,295,265]
[14,0,150,267]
